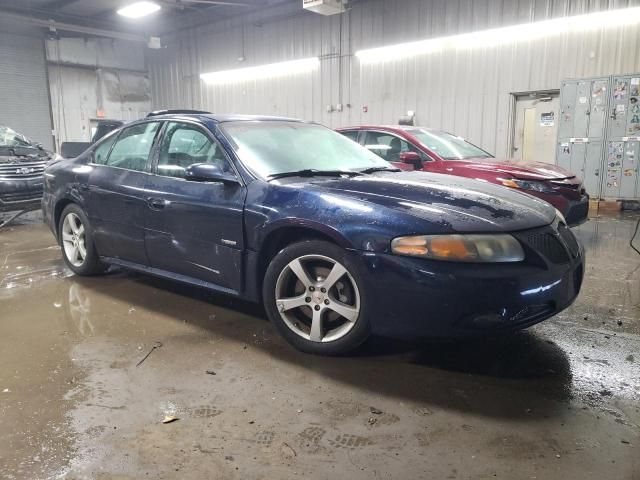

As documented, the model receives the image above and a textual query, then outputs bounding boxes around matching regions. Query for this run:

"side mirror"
[399,151,423,170]
[185,163,239,184]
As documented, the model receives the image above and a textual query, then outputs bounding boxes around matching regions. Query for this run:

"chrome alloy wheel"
[61,212,87,267]
[274,254,361,343]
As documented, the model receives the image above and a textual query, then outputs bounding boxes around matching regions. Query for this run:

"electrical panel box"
[557,77,608,198]
[605,74,640,199]
[557,74,640,200]
[303,0,344,15]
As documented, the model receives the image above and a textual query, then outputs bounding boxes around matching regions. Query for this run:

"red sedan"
[337,125,589,226]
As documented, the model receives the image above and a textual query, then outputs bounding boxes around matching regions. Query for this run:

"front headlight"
[501,178,555,194]
[391,234,525,263]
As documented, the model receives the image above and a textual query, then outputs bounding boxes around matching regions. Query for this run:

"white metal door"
[512,93,559,163]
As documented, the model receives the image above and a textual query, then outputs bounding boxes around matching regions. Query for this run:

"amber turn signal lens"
[500,179,520,188]
[390,236,429,256]
[429,236,473,260]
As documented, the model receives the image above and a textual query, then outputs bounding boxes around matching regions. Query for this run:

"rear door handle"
[147,197,168,210]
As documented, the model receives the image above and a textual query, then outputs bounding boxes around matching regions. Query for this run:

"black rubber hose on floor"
[631,217,640,256]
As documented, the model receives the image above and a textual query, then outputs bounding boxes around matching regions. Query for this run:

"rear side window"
[106,122,160,172]
[340,130,360,142]
[92,134,117,165]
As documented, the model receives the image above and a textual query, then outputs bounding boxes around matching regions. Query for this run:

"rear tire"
[263,240,371,355]
[58,204,106,276]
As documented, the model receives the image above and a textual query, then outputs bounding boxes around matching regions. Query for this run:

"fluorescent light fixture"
[117,1,161,19]
[356,6,640,63]
[200,57,319,85]
[356,38,445,63]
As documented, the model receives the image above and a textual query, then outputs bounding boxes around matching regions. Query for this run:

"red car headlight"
[501,178,556,194]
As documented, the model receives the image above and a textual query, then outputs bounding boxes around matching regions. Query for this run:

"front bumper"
[563,194,589,227]
[352,226,584,339]
[0,177,44,213]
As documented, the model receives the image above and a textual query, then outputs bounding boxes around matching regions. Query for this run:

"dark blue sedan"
[43,112,584,355]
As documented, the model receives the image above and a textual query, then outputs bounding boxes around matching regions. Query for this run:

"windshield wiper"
[267,169,363,181]
[358,166,401,174]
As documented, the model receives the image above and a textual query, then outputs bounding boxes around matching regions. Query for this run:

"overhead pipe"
[1,11,148,43]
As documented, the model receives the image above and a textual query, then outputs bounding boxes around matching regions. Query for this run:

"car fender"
[260,217,355,250]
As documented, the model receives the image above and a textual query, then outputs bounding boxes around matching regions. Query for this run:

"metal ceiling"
[0,0,271,37]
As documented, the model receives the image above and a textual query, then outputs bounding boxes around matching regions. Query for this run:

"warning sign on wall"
[540,112,555,127]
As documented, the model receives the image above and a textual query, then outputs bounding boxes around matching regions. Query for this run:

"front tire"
[58,204,106,276]
[263,240,371,355]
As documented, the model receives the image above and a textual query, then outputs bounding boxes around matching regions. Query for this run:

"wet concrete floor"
[0,212,639,479]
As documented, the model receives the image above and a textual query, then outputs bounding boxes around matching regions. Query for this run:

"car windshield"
[409,129,492,160]
[220,121,391,178]
[0,126,34,148]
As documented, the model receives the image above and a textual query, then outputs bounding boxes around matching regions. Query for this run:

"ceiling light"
[117,1,161,19]
[356,6,640,63]
[200,57,320,85]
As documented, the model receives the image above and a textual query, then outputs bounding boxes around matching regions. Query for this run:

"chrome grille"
[0,160,47,179]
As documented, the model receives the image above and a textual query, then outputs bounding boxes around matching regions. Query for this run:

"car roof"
[138,113,304,124]
[337,125,437,132]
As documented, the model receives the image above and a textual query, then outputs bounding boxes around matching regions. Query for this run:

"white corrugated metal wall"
[0,22,54,150]
[148,0,640,158]
[46,38,151,150]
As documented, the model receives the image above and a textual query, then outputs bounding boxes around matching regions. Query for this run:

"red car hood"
[454,157,576,181]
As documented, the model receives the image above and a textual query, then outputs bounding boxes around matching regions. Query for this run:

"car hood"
[304,171,556,232]
[0,147,52,163]
[453,157,575,181]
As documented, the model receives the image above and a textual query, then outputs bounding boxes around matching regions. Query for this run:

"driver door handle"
[147,197,168,210]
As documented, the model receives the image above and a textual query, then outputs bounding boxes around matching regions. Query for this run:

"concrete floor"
[0,212,639,480]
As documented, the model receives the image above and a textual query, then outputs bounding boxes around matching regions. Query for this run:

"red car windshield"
[409,129,492,160]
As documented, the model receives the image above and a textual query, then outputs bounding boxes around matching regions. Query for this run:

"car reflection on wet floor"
[0,211,638,479]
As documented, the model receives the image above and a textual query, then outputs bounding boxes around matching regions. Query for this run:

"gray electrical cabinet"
[557,77,608,197]
[604,74,640,199]
[557,74,640,200]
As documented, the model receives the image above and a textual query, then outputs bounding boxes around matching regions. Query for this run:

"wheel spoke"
[310,308,323,342]
[288,258,314,288]
[70,215,80,235]
[77,241,87,260]
[326,301,358,322]
[62,231,73,243]
[276,294,308,312]
[77,224,85,236]
[69,244,79,262]
[322,262,347,290]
